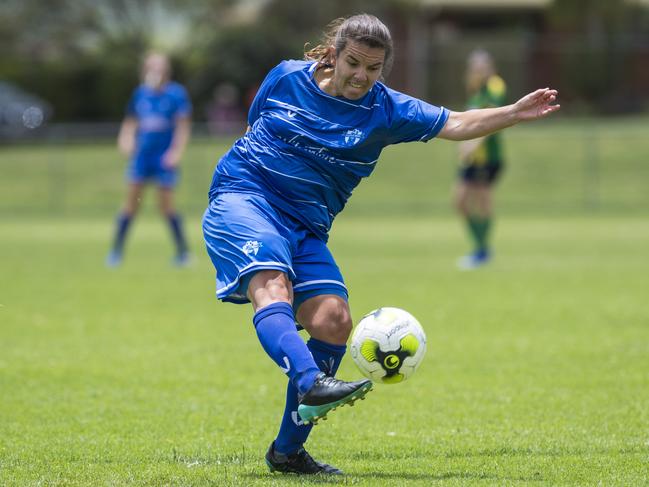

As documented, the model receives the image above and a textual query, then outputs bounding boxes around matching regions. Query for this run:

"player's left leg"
[473,182,493,261]
[267,233,370,475]
[157,185,189,266]
[266,294,352,475]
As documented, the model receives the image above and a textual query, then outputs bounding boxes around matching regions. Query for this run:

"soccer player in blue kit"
[107,52,192,267]
[202,14,559,475]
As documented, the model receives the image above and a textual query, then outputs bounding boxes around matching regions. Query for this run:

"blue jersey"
[126,81,192,157]
[208,60,448,241]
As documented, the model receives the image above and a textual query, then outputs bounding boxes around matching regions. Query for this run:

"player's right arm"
[117,116,137,157]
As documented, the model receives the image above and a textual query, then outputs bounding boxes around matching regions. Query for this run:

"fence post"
[583,122,599,210]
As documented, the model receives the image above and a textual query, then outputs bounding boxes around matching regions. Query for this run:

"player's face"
[142,54,170,90]
[466,57,493,92]
[332,40,385,100]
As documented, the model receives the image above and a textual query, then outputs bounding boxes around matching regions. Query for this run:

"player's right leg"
[455,166,495,269]
[263,298,370,475]
[454,178,482,269]
[107,181,144,267]
[265,234,371,475]
[468,162,502,267]
[248,271,371,426]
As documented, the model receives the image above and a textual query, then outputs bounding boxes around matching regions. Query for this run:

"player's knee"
[334,317,353,343]
[321,299,353,342]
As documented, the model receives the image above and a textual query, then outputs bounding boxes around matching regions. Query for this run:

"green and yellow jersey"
[464,75,507,166]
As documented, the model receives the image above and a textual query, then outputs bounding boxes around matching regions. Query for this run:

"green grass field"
[1,119,648,485]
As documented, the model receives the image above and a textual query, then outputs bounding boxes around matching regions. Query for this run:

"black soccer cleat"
[265,441,343,475]
[297,372,372,424]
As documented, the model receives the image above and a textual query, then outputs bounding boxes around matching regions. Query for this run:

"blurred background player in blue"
[107,52,192,267]
[202,14,559,476]
[455,49,506,270]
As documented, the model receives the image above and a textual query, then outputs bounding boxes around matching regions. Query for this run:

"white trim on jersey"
[293,279,348,291]
[418,107,449,141]
[332,156,378,166]
[267,98,345,127]
[292,198,334,218]
[216,261,294,295]
[267,112,379,167]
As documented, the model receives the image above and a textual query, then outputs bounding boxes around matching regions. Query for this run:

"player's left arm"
[163,115,191,168]
[438,88,559,142]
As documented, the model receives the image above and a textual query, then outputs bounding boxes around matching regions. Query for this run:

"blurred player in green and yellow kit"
[455,49,506,269]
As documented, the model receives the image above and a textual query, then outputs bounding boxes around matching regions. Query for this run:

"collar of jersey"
[140,82,170,95]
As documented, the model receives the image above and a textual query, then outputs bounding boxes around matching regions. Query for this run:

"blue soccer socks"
[112,213,132,254]
[107,213,132,266]
[307,337,346,377]
[167,213,188,257]
[253,302,321,395]
[273,337,346,455]
[109,212,189,266]
[274,381,309,455]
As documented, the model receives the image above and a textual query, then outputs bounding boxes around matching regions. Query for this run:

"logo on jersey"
[287,110,297,118]
[242,240,262,256]
[344,128,363,145]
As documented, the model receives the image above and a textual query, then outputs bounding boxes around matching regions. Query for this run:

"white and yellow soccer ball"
[350,307,427,384]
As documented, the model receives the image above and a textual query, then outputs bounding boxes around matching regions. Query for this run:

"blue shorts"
[202,192,348,309]
[127,155,178,187]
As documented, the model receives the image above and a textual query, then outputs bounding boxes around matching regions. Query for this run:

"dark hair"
[304,14,394,76]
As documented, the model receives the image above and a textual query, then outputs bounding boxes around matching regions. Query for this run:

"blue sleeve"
[175,85,192,117]
[247,61,294,126]
[384,89,449,145]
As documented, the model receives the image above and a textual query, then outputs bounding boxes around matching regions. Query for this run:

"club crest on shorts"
[242,240,262,256]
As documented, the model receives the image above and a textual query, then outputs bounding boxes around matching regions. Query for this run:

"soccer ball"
[350,307,427,384]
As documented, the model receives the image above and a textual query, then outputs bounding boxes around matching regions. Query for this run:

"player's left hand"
[513,88,560,121]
